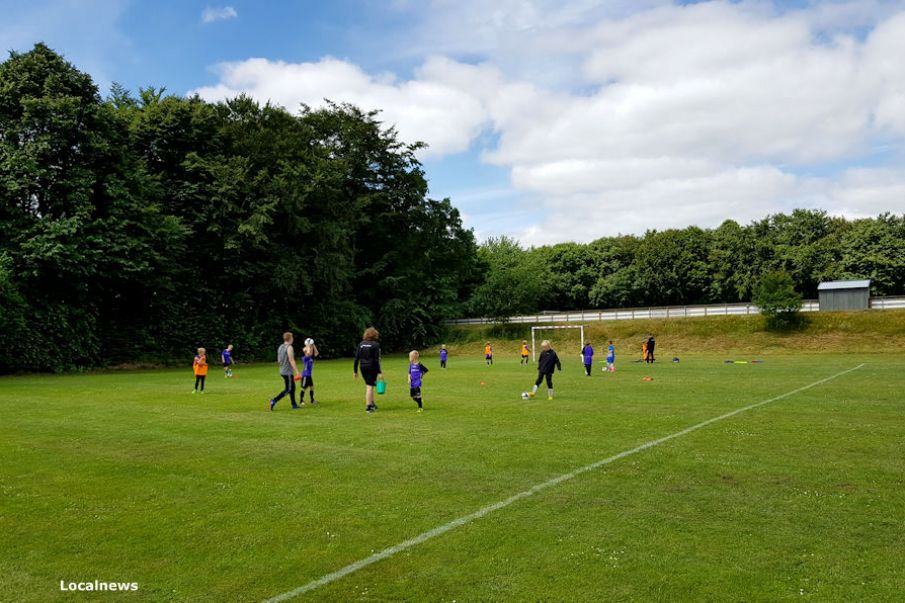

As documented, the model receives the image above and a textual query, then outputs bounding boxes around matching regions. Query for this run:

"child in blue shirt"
[300,340,319,405]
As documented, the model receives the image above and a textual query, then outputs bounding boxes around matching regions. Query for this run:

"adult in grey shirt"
[270,331,300,411]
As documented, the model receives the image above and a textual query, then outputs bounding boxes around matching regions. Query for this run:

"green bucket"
[376,379,387,395]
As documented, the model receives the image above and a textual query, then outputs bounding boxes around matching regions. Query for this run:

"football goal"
[530,325,585,362]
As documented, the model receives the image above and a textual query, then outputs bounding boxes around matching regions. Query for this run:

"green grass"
[2,353,903,601]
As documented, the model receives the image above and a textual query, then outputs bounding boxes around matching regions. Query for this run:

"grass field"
[2,350,904,602]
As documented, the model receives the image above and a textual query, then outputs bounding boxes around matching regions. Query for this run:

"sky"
[3,0,905,244]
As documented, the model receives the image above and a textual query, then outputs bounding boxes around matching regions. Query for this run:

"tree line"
[0,44,479,372]
[467,211,905,321]
[2,45,903,372]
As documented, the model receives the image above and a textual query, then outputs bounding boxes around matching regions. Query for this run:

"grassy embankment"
[437,309,905,358]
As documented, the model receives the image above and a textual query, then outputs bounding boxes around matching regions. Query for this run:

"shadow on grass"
[764,312,811,333]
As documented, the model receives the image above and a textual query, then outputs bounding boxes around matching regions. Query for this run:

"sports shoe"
[528,391,536,398]
[310,400,318,406]
[366,404,376,413]
[191,390,196,394]
[547,396,554,400]
[417,408,424,413]
[291,404,300,409]
[269,399,276,411]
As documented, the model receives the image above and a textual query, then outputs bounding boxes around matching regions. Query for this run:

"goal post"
[530,325,585,363]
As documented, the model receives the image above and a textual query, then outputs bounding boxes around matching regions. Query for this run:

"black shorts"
[300,375,313,388]
[410,387,421,398]
[360,368,379,386]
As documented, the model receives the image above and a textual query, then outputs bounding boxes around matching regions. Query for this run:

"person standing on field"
[645,334,656,364]
[270,332,300,411]
[192,348,208,393]
[527,340,562,400]
[408,350,429,412]
[354,327,382,413]
[300,341,318,406]
[581,341,594,376]
[439,344,448,369]
[221,344,234,378]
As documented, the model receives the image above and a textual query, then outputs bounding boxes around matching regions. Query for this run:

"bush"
[754,271,803,329]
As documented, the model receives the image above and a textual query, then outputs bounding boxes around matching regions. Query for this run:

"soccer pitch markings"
[263,363,865,602]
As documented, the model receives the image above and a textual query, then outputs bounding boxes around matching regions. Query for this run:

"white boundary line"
[263,364,865,602]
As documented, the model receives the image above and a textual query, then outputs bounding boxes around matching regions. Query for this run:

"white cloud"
[193,1,905,241]
[201,6,237,25]
[192,56,488,158]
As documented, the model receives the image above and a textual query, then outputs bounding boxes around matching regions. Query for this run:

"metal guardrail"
[445,297,905,325]
[870,296,905,310]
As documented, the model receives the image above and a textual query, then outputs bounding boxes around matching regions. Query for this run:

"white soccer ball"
[304,338,314,346]
[521,392,530,400]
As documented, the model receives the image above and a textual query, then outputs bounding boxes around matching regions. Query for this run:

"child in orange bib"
[193,348,208,393]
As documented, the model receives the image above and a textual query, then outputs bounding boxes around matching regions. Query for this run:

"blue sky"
[3,0,905,244]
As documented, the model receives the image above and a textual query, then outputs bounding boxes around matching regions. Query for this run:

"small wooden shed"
[817,280,871,311]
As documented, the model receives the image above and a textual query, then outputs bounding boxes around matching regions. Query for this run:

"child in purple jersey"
[300,341,319,405]
[408,350,429,412]
[581,341,594,376]
[221,344,234,378]
[439,345,448,369]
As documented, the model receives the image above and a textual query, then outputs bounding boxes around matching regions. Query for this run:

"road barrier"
[445,297,905,325]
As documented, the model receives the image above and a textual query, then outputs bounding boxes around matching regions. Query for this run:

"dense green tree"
[633,227,712,306]
[535,242,603,310]
[708,219,757,302]
[0,45,478,371]
[753,271,802,329]
[588,235,643,308]
[468,237,549,321]
[838,214,905,295]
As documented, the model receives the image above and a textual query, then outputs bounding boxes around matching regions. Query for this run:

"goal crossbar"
[530,325,584,362]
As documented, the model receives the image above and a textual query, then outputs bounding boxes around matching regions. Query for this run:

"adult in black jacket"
[529,340,562,400]
[354,327,382,413]
[645,334,656,364]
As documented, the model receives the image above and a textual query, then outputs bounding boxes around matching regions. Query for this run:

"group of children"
[192,332,636,411]
[581,340,617,375]
[480,339,617,375]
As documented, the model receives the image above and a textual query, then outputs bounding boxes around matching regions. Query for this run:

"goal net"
[530,325,585,363]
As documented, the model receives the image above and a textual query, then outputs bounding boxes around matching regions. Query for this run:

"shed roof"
[817,279,871,291]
